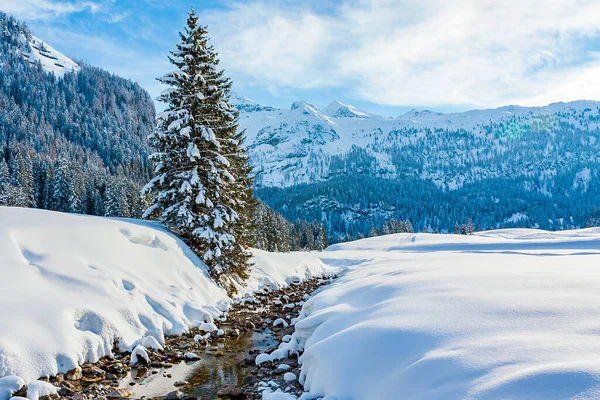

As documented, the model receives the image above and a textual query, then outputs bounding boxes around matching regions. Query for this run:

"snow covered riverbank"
[288,229,600,399]
[0,207,329,395]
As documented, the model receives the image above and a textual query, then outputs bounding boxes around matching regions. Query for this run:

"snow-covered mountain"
[235,95,600,189]
[0,13,80,77]
[235,95,600,238]
[24,35,80,77]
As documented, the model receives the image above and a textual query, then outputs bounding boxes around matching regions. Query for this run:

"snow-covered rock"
[183,352,200,361]
[273,318,288,327]
[0,376,24,400]
[25,381,57,400]
[255,353,273,365]
[129,345,150,366]
[283,372,296,382]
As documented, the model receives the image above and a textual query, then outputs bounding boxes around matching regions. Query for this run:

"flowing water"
[120,327,278,399]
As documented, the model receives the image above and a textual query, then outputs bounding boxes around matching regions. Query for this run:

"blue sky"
[3,0,600,116]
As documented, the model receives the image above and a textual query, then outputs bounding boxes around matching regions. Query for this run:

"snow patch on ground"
[291,229,600,399]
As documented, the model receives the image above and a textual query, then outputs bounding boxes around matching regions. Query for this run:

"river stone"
[106,388,132,398]
[216,385,247,399]
[66,368,82,381]
[39,394,60,400]
[162,390,183,399]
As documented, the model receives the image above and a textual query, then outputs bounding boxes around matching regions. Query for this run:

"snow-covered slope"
[236,96,600,189]
[0,207,330,387]
[239,95,600,236]
[24,35,80,77]
[286,229,600,399]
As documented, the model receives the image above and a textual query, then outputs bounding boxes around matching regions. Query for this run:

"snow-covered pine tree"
[0,159,9,206]
[143,10,254,288]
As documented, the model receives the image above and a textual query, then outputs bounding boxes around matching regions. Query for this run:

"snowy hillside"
[24,35,80,77]
[283,229,600,399]
[236,95,600,189]
[239,95,600,238]
[0,13,79,77]
[0,207,329,386]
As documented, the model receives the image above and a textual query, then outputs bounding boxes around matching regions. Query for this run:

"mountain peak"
[324,100,379,119]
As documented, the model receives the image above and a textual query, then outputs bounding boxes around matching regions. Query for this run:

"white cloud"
[0,0,99,21]
[201,0,600,109]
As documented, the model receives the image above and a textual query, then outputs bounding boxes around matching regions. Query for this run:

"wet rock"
[52,374,64,385]
[66,368,82,381]
[39,394,60,400]
[216,385,247,399]
[162,390,183,399]
[173,380,188,387]
[61,381,77,391]
[13,386,28,398]
[106,388,132,398]
[242,375,257,386]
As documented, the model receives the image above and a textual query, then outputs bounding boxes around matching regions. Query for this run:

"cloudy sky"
[3,0,600,115]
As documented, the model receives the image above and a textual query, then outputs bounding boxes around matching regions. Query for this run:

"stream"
[119,327,278,399]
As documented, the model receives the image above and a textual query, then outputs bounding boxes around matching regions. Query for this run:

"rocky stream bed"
[14,276,335,400]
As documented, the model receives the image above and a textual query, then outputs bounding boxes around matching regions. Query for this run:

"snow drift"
[291,229,600,400]
[0,207,329,388]
[0,207,228,382]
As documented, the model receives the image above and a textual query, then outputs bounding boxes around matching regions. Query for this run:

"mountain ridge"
[235,93,600,239]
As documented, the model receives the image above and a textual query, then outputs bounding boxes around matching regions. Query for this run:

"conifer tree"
[0,159,9,206]
[143,10,254,288]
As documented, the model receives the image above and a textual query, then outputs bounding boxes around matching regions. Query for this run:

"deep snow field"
[288,228,600,400]
[0,207,328,397]
[2,206,600,400]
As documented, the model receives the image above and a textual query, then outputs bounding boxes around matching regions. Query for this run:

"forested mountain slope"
[0,12,155,217]
[234,95,600,241]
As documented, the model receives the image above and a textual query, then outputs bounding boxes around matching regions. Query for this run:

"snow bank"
[238,250,333,297]
[0,207,332,390]
[293,229,600,399]
[0,207,228,383]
